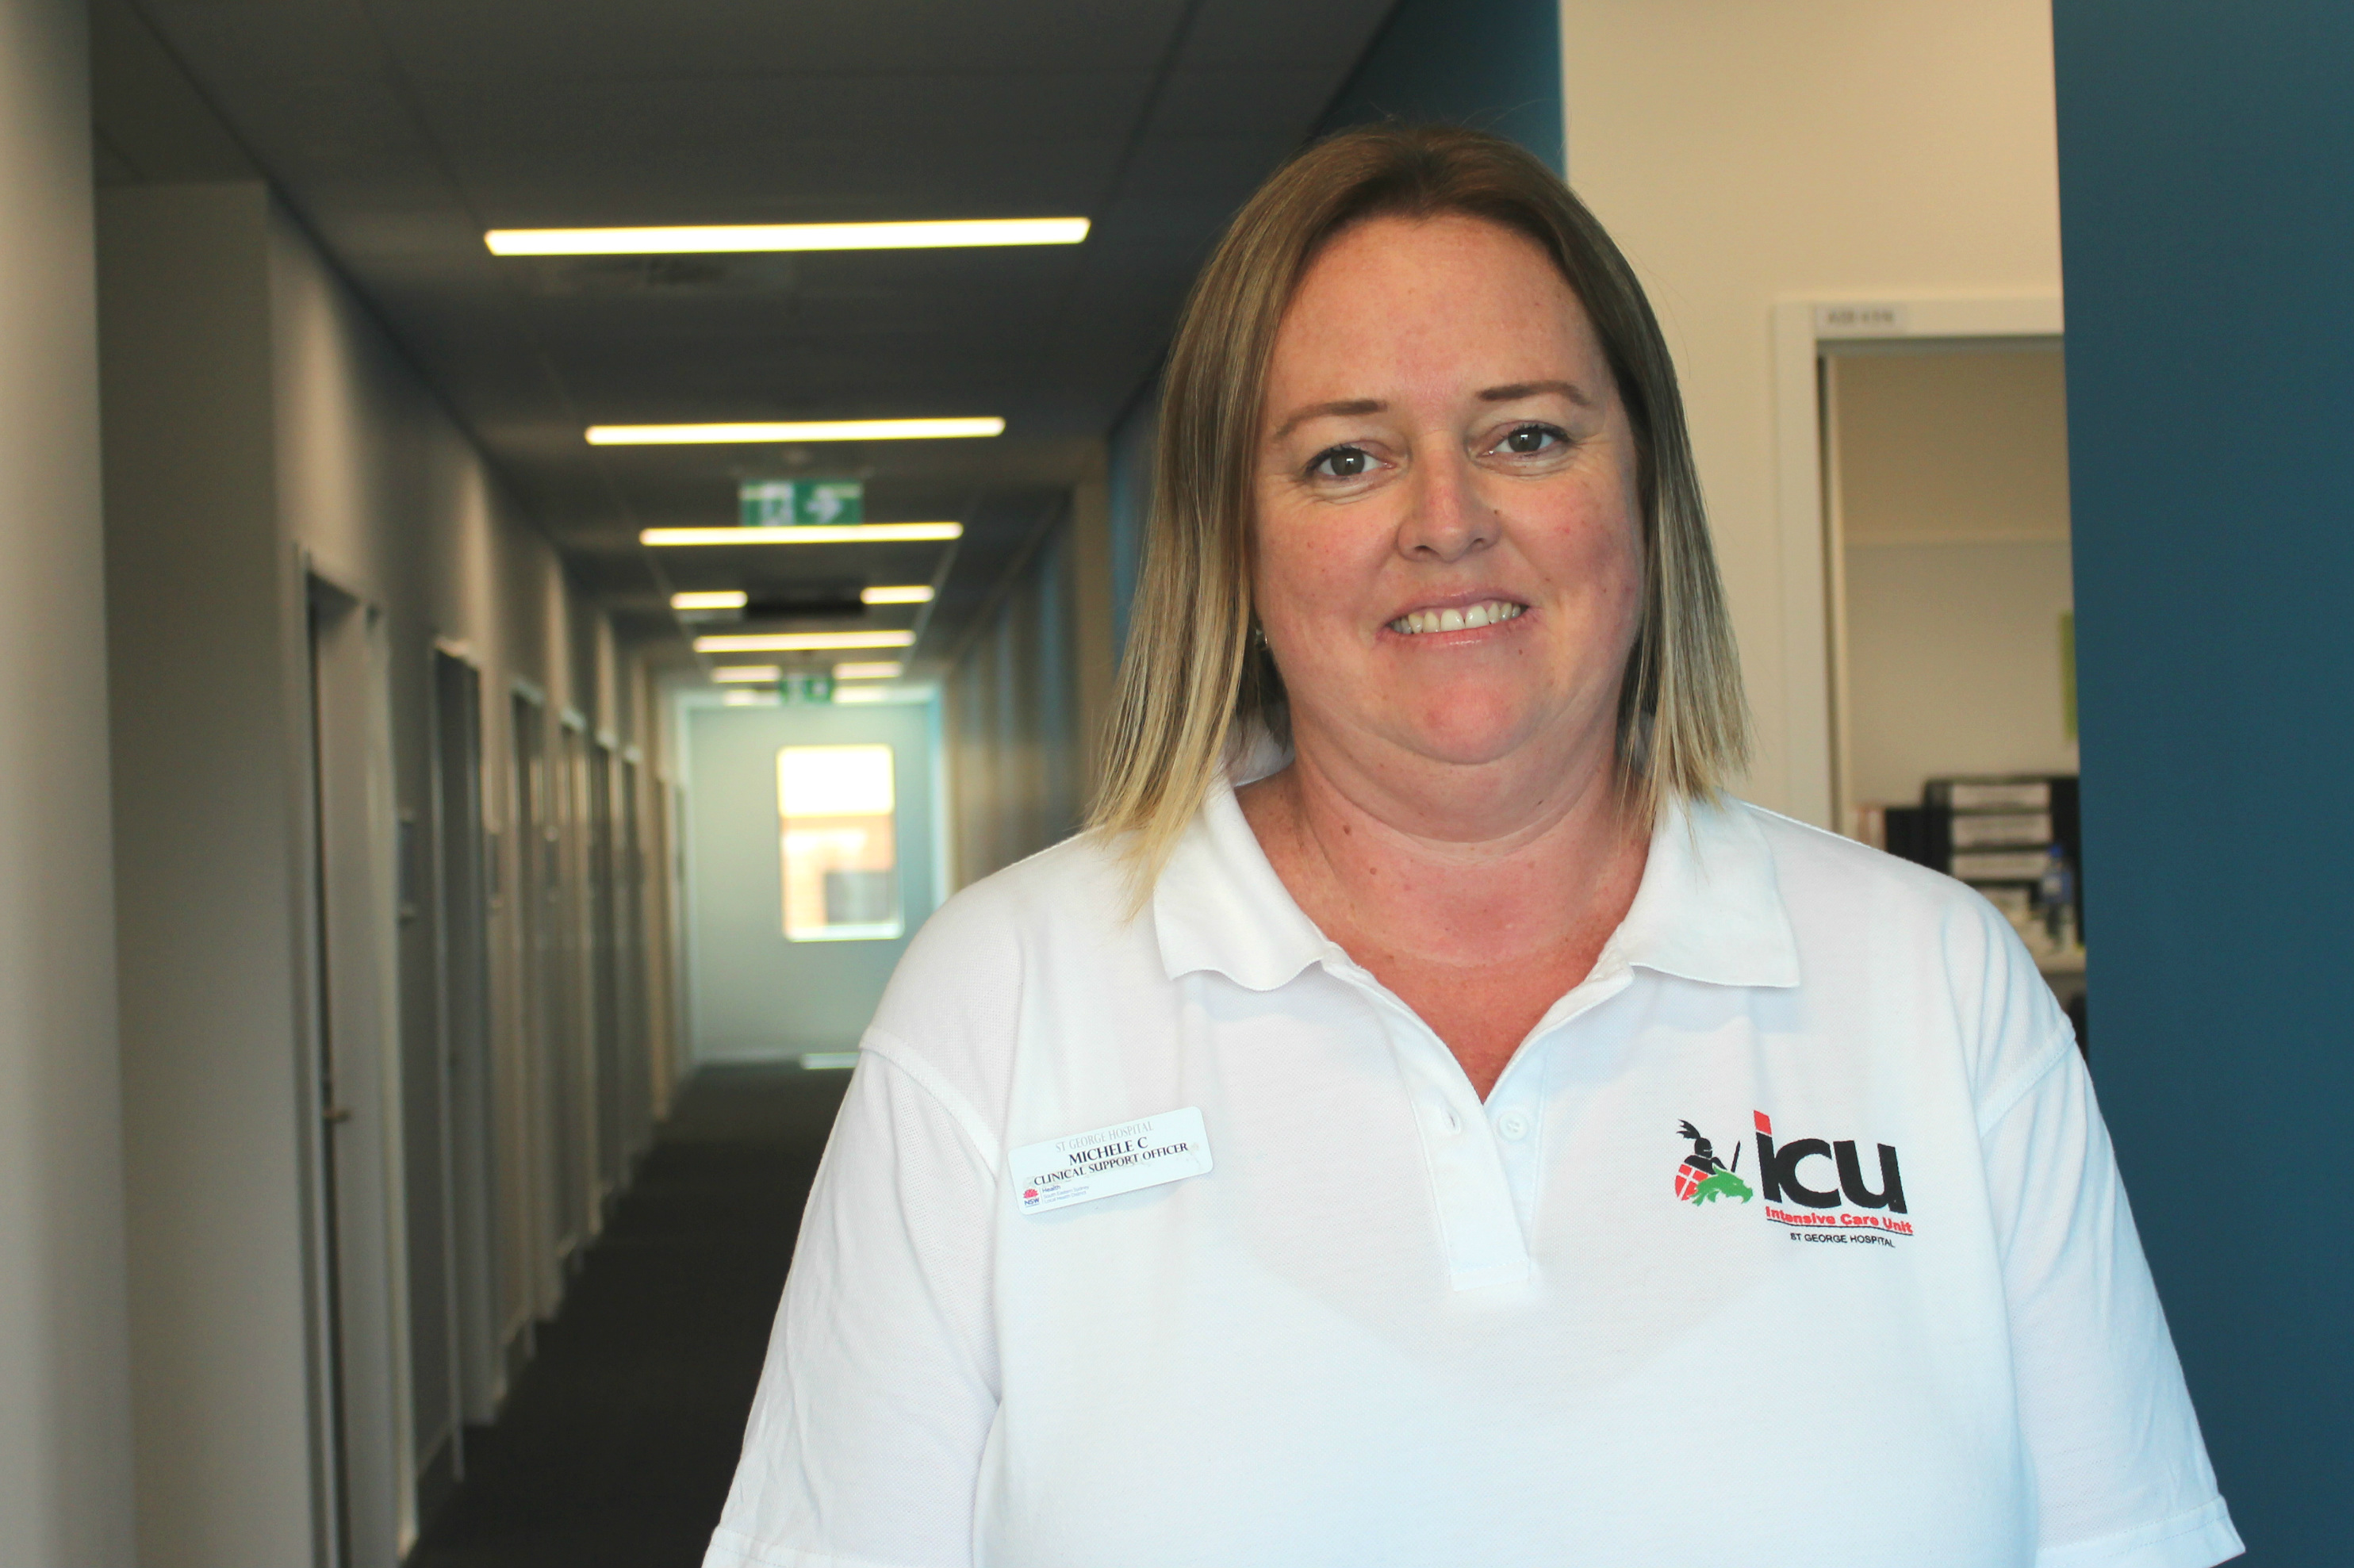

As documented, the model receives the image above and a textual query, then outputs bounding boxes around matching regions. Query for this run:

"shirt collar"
[1152,756,1800,994]
[1600,794,1801,990]
[1152,746,1335,992]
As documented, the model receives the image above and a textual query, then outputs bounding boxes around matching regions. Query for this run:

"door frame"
[1770,294,2066,831]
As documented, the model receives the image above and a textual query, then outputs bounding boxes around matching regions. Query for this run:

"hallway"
[407,1067,847,1568]
[0,0,2337,1560]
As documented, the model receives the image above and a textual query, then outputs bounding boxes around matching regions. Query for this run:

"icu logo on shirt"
[1671,1113,1917,1245]
[1750,1110,1915,1244]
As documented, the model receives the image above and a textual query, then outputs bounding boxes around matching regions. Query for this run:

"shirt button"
[1496,1109,1534,1141]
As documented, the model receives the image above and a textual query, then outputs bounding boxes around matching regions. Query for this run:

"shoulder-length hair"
[1089,123,1747,888]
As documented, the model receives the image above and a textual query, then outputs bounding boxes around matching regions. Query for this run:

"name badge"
[1011,1106,1213,1216]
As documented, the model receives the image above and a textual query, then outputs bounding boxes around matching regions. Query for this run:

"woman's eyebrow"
[1271,398,1385,441]
[1479,379,1593,407]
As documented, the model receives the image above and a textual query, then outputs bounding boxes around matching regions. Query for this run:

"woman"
[704,126,2238,1568]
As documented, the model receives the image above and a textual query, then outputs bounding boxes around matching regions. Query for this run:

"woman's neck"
[1240,719,1647,972]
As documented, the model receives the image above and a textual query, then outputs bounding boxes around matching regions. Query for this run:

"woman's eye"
[1495,424,1566,456]
[1307,445,1374,480]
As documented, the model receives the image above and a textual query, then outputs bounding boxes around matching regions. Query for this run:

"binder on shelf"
[1927,778,2052,813]
[1889,773,2084,937]
[1950,811,2053,849]
[1950,849,2052,883]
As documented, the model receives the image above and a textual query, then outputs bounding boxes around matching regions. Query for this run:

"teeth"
[1388,600,1524,636]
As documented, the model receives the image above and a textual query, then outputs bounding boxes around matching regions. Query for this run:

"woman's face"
[1253,213,1644,789]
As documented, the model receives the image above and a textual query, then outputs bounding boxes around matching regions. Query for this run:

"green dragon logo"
[1674,1119,1754,1205]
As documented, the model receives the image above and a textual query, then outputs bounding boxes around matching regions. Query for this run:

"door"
[588,740,623,1203]
[618,753,652,1163]
[556,719,596,1252]
[306,581,410,1567]
[508,690,563,1318]
[431,650,499,1425]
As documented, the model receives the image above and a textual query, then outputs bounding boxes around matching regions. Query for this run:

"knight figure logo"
[1673,1119,1754,1206]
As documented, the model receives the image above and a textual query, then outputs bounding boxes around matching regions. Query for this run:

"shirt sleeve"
[1981,1037,2243,1568]
[703,1033,1000,1568]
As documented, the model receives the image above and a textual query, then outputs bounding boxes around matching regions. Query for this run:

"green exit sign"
[781,673,834,704]
[740,479,863,528]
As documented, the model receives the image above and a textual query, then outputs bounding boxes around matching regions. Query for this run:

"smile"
[1386,600,1526,635]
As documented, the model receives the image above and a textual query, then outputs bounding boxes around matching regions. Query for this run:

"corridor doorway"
[1822,338,2078,829]
[304,577,412,1567]
[1812,325,2088,1029]
[681,692,943,1063]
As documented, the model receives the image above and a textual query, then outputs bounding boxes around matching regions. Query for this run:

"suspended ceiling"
[91,0,1397,666]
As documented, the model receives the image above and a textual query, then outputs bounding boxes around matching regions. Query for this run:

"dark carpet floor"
[408,1063,849,1568]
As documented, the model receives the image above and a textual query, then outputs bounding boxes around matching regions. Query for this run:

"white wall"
[101,180,320,1568]
[1834,347,2077,807]
[102,179,669,1566]
[1846,541,2076,803]
[1557,0,2064,819]
[0,0,136,1562]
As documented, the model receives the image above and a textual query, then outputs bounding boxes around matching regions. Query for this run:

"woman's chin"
[1382,694,1569,770]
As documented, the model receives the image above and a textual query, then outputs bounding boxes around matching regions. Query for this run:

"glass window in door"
[777,743,901,941]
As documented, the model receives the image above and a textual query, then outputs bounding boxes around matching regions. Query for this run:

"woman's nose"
[1394,448,1497,562]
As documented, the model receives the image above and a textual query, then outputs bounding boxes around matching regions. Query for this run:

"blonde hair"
[1090,124,1747,888]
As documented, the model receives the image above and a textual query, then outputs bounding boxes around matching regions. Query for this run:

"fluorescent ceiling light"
[860,585,934,605]
[590,419,1002,445]
[672,589,748,611]
[640,523,962,546]
[723,691,778,707]
[833,687,891,704]
[711,665,781,683]
[833,661,906,680]
[487,217,1089,256]
[696,631,917,653]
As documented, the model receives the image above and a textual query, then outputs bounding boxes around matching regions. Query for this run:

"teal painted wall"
[1319,0,1563,173]
[2053,2,2354,1558]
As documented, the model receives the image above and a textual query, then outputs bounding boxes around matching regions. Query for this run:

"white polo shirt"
[704,774,2240,1568]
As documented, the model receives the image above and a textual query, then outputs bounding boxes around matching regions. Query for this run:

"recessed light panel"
[860,585,934,605]
[672,590,749,610]
[711,665,781,683]
[640,523,962,546]
[487,217,1088,256]
[695,631,917,653]
[590,419,1002,445]
[833,661,906,680]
